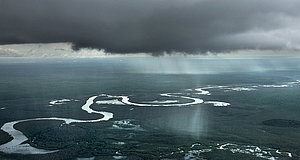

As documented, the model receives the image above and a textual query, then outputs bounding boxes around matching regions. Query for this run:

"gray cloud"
[1,0,300,55]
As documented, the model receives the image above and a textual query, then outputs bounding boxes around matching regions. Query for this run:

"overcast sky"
[1,0,300,56]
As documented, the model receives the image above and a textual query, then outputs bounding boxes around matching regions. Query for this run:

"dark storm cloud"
[1,0,300,55]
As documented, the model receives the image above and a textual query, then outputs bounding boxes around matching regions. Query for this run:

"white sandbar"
[204,101,231,107]
[119,93,203,107]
